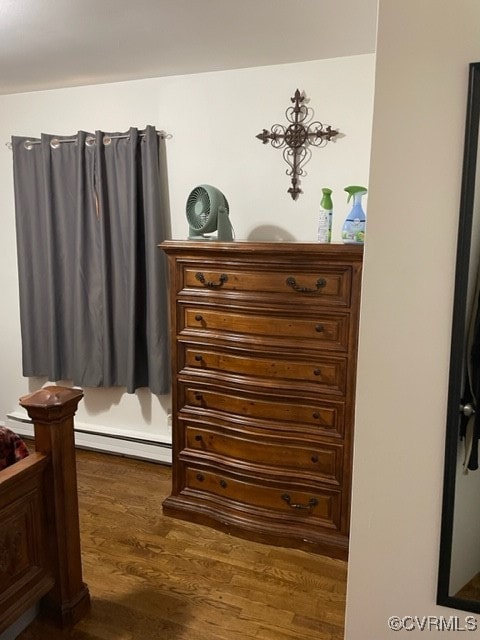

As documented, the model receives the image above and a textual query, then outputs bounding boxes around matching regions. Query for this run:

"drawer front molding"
[181,305,350,351]
[181,384,346,437]
[183,424,343,485]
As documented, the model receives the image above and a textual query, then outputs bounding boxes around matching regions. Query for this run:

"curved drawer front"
[182,385,345,436]
[184,425,343,484]
[182,266,352,306]
[182,347,346,393]
[184,467,341,529]
[181,307,349,351]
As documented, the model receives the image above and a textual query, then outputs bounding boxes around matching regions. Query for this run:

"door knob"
[460,403,476,417]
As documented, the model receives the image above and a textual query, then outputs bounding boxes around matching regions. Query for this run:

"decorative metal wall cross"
[256,89,338,200]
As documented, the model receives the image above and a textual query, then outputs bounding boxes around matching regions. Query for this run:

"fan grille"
[186,188,210,229]
[186,185,229,234]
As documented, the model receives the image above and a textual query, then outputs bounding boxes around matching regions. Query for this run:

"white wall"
[0,55,374,454]
[345,1,480,637]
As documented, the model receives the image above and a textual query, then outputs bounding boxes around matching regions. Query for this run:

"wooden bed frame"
[0,386,90,634]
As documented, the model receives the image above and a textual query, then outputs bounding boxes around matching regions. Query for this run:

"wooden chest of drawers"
[161,241,363,559]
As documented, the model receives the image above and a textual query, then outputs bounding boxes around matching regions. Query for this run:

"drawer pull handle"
[194,434,203,442]
[313,368,322,376]
[194,355,203,362]
[195,314,203,322]
[286,276,326,293]
[196,473,204,482]
[312,412,320,419]
[220,479,228,489]
[311,455,319,463]
[194,393,203,401]
[282,494,318,510]
[315,324,324,333]
[195,272,228,288]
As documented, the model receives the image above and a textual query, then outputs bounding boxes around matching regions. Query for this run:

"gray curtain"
[12,126,170,394]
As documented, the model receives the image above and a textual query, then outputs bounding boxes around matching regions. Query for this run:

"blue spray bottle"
[342,186,367,244]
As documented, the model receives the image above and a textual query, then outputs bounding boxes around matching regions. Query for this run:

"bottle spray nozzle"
[344,185,368,203]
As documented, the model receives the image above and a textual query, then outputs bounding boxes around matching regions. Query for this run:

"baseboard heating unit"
[5,411,172,465]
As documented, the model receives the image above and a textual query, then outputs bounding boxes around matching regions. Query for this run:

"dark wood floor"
[456,573,480,601]
[18,448,347,640]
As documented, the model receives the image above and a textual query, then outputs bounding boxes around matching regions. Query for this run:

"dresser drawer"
[181,345,347,394]
[183,425,343,484]
[184,466,341,529]
[180,305,349,352]
[181,266,352,307]
[181,385,345,437]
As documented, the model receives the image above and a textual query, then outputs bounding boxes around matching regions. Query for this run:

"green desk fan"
[186,184,234,241]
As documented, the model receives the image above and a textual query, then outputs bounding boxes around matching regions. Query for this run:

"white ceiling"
[0,0,377,95]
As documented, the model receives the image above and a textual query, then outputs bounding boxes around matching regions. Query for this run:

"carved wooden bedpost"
[19,386,90,627]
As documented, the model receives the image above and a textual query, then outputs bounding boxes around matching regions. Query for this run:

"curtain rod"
[5,130,170,150]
